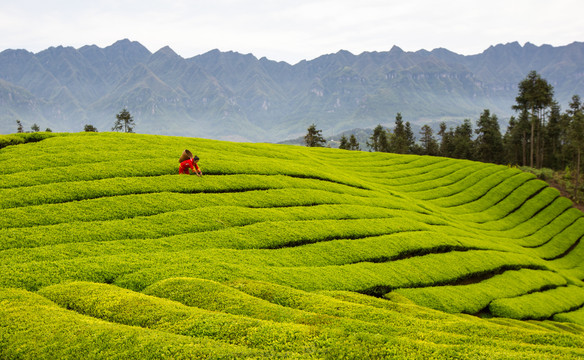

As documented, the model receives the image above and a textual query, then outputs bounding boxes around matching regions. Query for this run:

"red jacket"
[179,158,200,174]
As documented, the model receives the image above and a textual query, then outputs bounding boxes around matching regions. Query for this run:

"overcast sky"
[0,0,582,64]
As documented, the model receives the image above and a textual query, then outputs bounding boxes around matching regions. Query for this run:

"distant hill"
[1,39,583,141]
[279,127,376,150]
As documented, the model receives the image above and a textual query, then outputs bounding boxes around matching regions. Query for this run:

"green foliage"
[2,132,584,358]
[0,132,56,149]
[0,287,265,359]
[367,124,390,152]
[112,108,135,133]
[490,286,584,320]
[144,277,347,331]
[555,307,584,325]
[520,166,555,181]
[511,71,556,169]
[394,269,568,314]
[475,109,504,164]
[348,134,360,150]
[15,119,23,133]
[338,134,349,150]
[84,124,98,132]
[418,124,439,156]
[38,282,314,353]
[304,123,326,147]
[452,119,475,160]
[389,113,411,154]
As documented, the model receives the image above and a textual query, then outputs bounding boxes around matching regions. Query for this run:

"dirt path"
[548,180,584,212]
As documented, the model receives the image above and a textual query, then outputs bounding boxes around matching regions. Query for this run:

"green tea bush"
[456,183,558,233]
[555,307,584,325]
[379,160,471,188]
[533,217,584,260]
[143,277,338,326]
[0,159,176,188]
[109,249,550,295]
[347,156,444,178]
[0,132,56,149]
[35,281,475,358]
[0,218,434,268]
[517,208,583,249]
[489,285,584,320]
[0,174,378,208]
[447,179,548,222]
[0,134,26,148]
[407,165,506,202]
[471,190,570,236]
[0,189,347,228]
[394,269,568,314]
[0,287,265,359]
[228,279,584,357]
[444,172,535,214]
[38,281,315,352]
[0,204,400,249]
[551,231,584,271]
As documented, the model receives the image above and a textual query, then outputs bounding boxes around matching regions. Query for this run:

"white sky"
[0,0,582,64]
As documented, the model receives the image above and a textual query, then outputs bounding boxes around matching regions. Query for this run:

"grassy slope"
[1,132,584,359]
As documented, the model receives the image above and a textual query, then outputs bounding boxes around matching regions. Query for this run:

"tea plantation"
[1,132,584,359]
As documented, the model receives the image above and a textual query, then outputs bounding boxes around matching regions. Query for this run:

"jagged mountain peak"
[153,46,180,58]
[103,39,151,62]
[37,45,79,60]
[388,45,405,54]
[0,39,582,141]
[108,38,145,50]
[0,48,34,57]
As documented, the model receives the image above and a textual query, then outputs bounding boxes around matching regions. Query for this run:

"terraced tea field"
[2,132,584,359]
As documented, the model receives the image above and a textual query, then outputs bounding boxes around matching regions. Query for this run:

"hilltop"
[1,132,584,358]
[1,40,583,140]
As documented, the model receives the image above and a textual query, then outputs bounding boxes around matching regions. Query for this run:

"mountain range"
[1,39,583,142]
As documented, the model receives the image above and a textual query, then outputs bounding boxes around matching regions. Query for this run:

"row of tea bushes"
[19,279,584,358]
[393,268,568,314]
[0,287,267,359]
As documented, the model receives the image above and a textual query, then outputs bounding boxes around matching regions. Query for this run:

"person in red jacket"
[179,155,202,176]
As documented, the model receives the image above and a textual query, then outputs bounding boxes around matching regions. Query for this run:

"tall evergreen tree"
[304,124,326,147]
[515,112,531,166]
[512,71,555,168]
[378,130,390,152]
[452,119,474,160]
[390,113,409,154]
[348,134,360,151]
[474,109,503,164]
[404,122,416,154]
[338,135,350,150]
[419,125,439,156]
[438,121,455,158]
[503,116,523,165]
[367,124,390,152]
[567,95,584,202]
[545,102,564,169]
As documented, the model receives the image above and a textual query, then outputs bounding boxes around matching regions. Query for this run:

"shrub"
[489,285,584,320]
[0,132,56,149]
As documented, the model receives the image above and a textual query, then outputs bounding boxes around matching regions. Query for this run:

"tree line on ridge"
[305,70,584,203]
